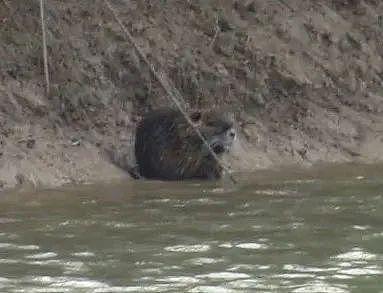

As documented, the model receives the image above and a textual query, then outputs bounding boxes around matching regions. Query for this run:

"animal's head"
[188,110,236,157]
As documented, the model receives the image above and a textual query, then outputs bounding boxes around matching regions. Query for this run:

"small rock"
[26,139,35,149]
[71,138,81,146]
[247,1,256,12]
[214,35,235,57]
[218,15,233,32]
[15,173,25,185]
[215,63,229,76]
[189,2,202,13]
[339,33,362,52]
[251,93,266,107]
[297,148,308,159]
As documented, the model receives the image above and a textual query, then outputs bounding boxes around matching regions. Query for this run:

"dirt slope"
[1,0,383,191]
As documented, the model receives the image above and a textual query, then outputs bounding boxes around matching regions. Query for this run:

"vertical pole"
[40,0,50,95]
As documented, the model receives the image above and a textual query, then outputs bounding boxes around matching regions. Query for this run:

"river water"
[0,164,382,292]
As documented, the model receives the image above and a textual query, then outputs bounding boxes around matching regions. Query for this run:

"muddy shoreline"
[1,1,383,192]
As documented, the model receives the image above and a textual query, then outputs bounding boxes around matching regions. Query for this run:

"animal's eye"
[190,111,202,122]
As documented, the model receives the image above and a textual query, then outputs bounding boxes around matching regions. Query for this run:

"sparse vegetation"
[1,0,383,190]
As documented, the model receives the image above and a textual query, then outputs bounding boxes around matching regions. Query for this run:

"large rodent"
[135,108,236,180]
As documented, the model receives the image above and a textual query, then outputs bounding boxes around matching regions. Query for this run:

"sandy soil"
[1,0,383,191]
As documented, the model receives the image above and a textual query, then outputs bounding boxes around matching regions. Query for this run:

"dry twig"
[103,0,237,183]
[39,0,50,95]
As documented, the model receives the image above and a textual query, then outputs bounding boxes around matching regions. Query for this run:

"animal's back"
[135,108,235,180]
[135,108,180,179]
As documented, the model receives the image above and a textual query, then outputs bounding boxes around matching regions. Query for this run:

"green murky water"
[0,164,383,292]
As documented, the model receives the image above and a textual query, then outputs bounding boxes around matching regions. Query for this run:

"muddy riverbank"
[1,0,383,191]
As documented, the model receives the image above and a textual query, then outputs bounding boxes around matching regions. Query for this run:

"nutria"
[135,108,235,180]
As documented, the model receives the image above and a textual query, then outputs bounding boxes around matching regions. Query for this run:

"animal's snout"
[228,129,236,139]
[212,142,225,154]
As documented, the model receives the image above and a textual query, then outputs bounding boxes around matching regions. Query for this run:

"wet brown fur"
[135,108,234,180]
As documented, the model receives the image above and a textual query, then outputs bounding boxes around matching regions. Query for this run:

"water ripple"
[235,242,268,250]
[338,267,382,276]
[72,251,95,258]
[185,257,224,266]
[189,286,240,293]
[283,264,337,273]
[25,252,57,259]
[197,272,250,280]
[291,281,349,293]
[333,248,377,261]
[156,276,200,284]
[164,244,210,253]
[0,243,39,250]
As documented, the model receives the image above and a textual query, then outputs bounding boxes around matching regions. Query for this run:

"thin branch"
[209,15,219,49]
[40,0,50,95]
[103,0,236,183]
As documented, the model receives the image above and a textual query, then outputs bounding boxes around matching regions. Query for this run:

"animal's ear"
[190,111,202,123]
